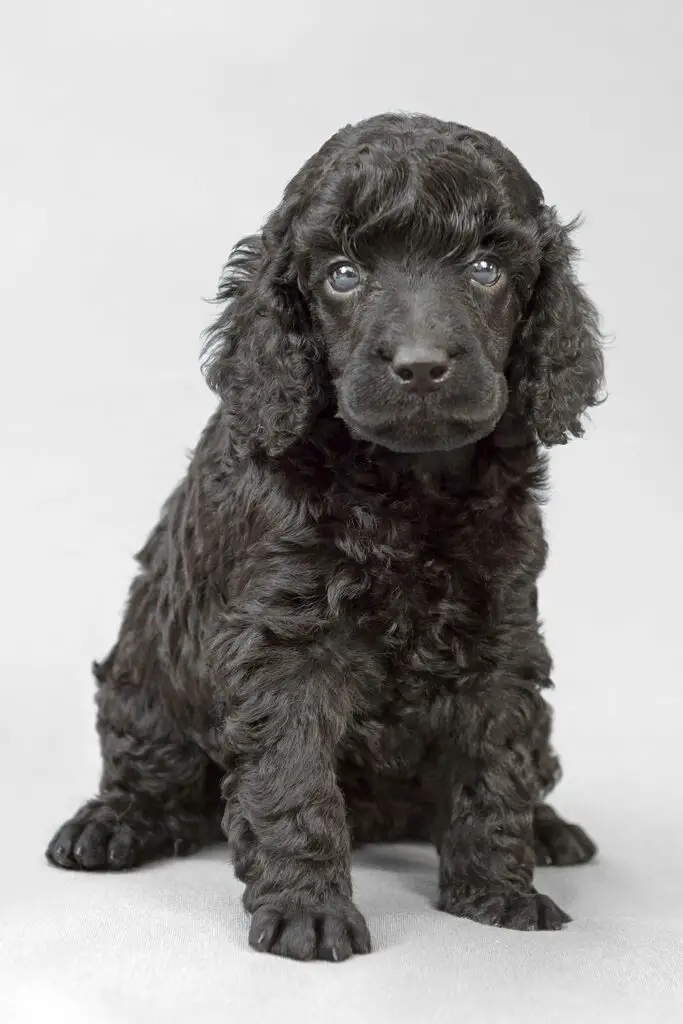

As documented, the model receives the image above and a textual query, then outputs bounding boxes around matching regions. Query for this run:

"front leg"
[216,633,371,962]
[438,677,571,931]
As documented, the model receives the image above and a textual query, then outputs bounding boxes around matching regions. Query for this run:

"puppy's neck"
[302,411,540,502]
[391,447,476,492]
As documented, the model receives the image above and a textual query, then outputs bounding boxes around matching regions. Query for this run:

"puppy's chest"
[327,501,510,671]
[329,502,524,770]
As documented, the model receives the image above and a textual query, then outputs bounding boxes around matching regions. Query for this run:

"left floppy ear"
[515,209,605,446]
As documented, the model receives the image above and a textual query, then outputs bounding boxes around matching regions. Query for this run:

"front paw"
[440,886,571,932]
[499,891,572,930]
[248,896,371,962]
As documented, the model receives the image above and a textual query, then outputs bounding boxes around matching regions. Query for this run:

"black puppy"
[47,113,603,962]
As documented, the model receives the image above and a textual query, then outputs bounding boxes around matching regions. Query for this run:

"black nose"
[390,344,450,394]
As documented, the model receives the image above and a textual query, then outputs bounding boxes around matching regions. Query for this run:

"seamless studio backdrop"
[1,2,682,1022]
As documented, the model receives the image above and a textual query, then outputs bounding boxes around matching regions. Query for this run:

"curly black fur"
[46,113,604,962]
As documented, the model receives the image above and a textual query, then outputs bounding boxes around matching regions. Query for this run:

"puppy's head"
[203,114,604,456]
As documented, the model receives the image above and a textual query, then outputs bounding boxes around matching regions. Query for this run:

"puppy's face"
[309,250,521,453]
[295,140,542,452]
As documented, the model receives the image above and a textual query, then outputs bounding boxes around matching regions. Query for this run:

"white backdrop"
[1,2,682,1021]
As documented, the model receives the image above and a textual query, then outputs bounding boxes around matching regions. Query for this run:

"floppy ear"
[515,210,605,446]
[201,217,324,458]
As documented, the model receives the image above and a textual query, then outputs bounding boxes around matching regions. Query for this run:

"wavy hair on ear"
[201,196,325,458]
[515,209,606,446]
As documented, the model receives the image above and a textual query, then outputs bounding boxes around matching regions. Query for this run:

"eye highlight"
[327,262,362,294]
[469,258,502,287]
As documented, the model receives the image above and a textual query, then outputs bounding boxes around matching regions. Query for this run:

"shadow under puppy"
[47,112,604,962]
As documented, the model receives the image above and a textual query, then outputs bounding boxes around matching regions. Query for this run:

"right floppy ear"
[201,228,324,458]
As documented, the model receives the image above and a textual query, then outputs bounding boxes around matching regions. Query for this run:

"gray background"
[1,2,682,1021]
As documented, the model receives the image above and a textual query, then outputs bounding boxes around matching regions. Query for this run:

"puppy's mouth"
[337,399,506,453]
[335,371,509,453]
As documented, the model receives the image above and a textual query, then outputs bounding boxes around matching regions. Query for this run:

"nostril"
[395,366,414,382]
[429,364,447,381]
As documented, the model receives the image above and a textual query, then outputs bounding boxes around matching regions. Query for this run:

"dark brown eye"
[327,262,361,293]
[470,258,501,286]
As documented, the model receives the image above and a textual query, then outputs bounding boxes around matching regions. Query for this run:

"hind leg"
[530,698,597,867]
[46,649,223,871]
[534,804,597,866]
